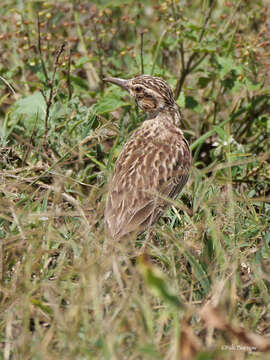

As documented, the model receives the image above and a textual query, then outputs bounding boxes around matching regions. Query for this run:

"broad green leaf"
[74,56,91,68]
[10,92,46,134]
[92,91,129,114]
[70,74,89,91]
[198,77,212,89]
[185,96,204,113]
[12,92,46,119]
[216,56,242,80]
[177,92,185,108]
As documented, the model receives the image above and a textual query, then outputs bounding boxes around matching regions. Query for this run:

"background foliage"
[0,0,270,359]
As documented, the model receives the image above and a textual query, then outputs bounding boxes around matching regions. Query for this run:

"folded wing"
[105,125,191,240]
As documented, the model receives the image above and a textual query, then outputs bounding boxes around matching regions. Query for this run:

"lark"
[104,75,191,240]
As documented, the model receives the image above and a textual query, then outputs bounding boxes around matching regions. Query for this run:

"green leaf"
[74,56,91,68]
[194,43,217,53]
[214,125,226,141]
[267,118,270,132]
[185,96,204,113]
[138,256,183,309]
[245,79,261,91]
[216,56,242,80]
[198,77,212,89]
[12,92,46,119]
[187,23,202,32]
[177,92,185,108]
[11,92,46,135]
[31,298,52,314]
[70,74,89,91]
[92,91,129,114]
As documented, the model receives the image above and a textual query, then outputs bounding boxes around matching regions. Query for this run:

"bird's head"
[104,75,176,116]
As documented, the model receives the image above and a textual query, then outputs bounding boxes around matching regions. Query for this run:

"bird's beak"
[103,77,129,90]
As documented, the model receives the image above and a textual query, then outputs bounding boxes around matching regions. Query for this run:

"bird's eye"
[134,86,143,92]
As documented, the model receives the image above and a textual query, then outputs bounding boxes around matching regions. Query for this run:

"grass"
[0,0,270,359]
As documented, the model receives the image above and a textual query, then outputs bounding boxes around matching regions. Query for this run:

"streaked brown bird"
[104,75,191,241]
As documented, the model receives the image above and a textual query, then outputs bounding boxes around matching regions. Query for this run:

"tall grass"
[0,0,270,359]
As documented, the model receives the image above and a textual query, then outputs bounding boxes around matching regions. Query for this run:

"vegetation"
[0,0,270,359]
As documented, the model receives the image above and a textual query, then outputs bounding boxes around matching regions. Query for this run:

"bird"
[104,75,191,241]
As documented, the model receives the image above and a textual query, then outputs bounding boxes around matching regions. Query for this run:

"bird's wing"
[105,127,191,240]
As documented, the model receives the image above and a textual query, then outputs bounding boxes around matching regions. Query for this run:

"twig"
[37,13,49,83]
[198,0,216,43]
[42,43,66,147]
[189,52,208,73]
[67,47,73,101]
[26,147,70,189]
[73,7,99,89]
[170,0,177,21]
[0,76,16,96]
[235,97,270,141]
[179,42,185,73]
[12,133,52,164]
[140,31,145,74]
[174,0,216,99]
[151,24,175,75]
[93,22,104,91]
[36,13,66,147]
